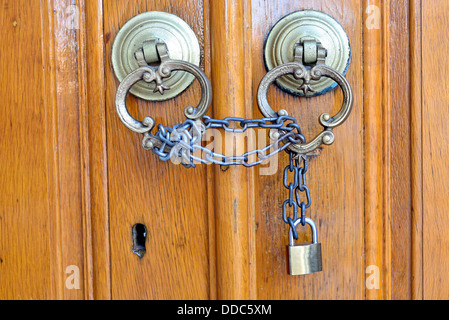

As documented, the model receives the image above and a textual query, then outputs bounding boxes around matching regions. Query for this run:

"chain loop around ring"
[116,59,212,134]
[257,62,354,155]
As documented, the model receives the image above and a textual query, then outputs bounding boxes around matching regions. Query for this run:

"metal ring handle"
[116,59,212,134]
[257,63,353,155]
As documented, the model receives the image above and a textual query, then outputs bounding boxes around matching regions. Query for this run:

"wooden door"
[1,0,448,300]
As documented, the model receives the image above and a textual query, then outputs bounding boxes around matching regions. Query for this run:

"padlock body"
[288,243,322,275]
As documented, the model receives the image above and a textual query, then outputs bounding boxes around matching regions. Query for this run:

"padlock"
[288,217,323,276]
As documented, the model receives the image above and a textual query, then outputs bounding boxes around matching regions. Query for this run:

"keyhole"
[132,223,147,258]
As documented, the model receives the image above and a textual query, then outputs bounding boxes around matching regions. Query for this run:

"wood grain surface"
[0,0,446,300]
[252,0,364,300]
[422,0,449,300]
[0,0,52,300]
[210,0,253,300]
[410,0,423,300]
[104,0,212,300]
[363,0,391,300]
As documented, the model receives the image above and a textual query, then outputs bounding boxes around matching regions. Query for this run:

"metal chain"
[282,152,311,240]
[146,115,306,168]
[144,114,312,240]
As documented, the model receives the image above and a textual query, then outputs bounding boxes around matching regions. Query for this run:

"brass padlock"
[288,217,323,276]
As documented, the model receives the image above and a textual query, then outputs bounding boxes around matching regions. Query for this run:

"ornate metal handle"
[116,59,212,134]
[257,63,354,155]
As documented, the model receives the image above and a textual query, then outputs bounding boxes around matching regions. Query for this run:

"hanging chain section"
[282,152,311,240]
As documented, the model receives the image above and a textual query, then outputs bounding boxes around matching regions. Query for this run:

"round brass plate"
[112,11,201,101]
[264,10,351,97]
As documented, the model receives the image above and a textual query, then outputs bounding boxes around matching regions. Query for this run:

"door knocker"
[113,10,353,276]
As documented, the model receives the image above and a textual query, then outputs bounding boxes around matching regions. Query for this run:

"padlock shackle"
[289,217,318,246]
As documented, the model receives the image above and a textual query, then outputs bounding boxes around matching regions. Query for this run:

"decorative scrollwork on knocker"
[115,59,212,134]
[257,62,354,155]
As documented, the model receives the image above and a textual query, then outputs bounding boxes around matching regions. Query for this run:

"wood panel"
[0,0,94,300]
[81,0,112,300]
[410,0,423,300]
[47,0,90,300]
[363,0,415,300]
[422,0,449,300]
[210,0,254,300]
[363,0,391,300]
[389,0,413,300]
[251,0,364,300]
[103,0,213,300]
[0,0,52,300]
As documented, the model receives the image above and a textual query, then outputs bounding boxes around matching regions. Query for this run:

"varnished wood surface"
[82,0,111,300]
[0,0,447,300]
[410,0,423,300]
[252,0,364,300]
[0,0,52,300]
[104,0,212,300]
[422,0,449,300]
[363,0,386,300]
[389,0,413,300]
[210,0,253,300]
[48,0,89,300]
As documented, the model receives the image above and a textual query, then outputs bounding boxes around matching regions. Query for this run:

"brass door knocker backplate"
[264,10,351,97]
[111,11,201,101]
